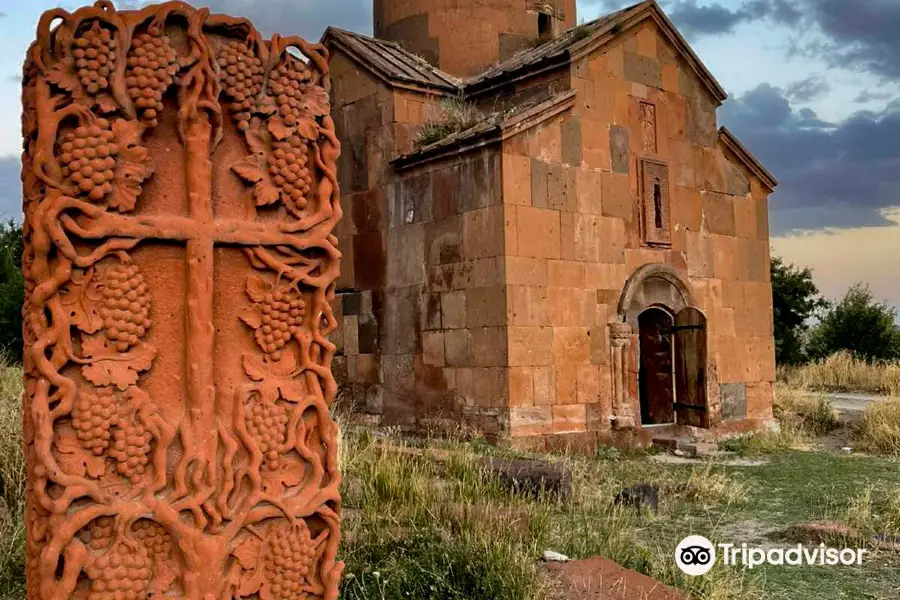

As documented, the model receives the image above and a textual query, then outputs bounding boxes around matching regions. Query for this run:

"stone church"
[322,0,778,444]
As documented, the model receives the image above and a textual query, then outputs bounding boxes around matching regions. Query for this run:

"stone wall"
[500,19,775,439]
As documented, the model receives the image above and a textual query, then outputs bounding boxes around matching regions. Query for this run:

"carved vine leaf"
[232,121,281,207]
[109,119,154,213]
[260,457,304,496]
[81,336,157,390]
[242,353,305,398]
[233,535,264,596]
[301,85,330,119]
[56,432,106,479]
[61,274,102,334]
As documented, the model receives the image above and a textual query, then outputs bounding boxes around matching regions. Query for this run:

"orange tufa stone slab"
[20,2,342,599]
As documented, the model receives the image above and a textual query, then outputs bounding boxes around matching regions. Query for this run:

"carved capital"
[609,321,632,346]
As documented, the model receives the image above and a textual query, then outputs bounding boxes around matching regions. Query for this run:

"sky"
[0,0,898,312]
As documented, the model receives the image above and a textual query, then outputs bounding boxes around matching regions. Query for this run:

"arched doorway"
[618,264,711,428]
[638,307,675,425]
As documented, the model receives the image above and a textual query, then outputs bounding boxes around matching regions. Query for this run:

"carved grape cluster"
[72,386,117,456]
[98,262,152,352]
[269,57,315,129]
[132,519,172,563]
[109,417,152,483]
[254,286,305,359]
[73,22,117,96]
[59,119,119,202]
[246,400,289,471]
[79,517,115,552]
[217,40,264,131]
[263,520,316,600]
[267,135,312,211]
[84,541,152,600]
[125,32,179,127]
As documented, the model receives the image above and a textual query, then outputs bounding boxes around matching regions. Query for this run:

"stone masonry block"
[444,328,472,367]
[623,51,662,88]
[515,206,561,259]
[531,159,550,208]
[720,383,747,421]
[508,366,535,407]
[470,327,508,367]
[552,404,587,433]
[610,125,630,174]
[502,153,532,206]
[508,326,554,366]
[441,290,466,329]
[600,172,632,221]
[509,406,553,437]
[466,285,507,327]
[561,118,583,166]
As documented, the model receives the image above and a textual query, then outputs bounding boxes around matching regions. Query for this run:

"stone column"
[608,321,635,429]
[21,4,342,599]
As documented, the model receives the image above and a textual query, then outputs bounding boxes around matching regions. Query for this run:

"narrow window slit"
[653,179,663,229]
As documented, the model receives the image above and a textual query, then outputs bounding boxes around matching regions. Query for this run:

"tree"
[0,220,23,362]
[807,283,900,362]
[770,255,826,365]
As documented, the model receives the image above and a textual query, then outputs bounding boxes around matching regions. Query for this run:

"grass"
[0,362,24,599]
[413,99,482,149]
[3,364,900,599]
[778,351,900,396]
[854,398,900,455]
[721,384,838,456]
[338,427,763,600]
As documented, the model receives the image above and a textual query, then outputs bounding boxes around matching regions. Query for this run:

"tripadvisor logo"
[675,535,716,576]
[675,535,868,576]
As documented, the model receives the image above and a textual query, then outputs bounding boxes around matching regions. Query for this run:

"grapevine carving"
[21,2,343,600]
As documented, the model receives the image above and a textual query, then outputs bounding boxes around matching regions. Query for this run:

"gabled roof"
[464,0,728,104]
[718,127,778,191]
[393,90,577,170]
[321,27,460,93]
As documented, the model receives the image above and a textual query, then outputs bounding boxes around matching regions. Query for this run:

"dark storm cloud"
[0,157,23,222]
[720,84,900,234]
[590,0,900,82]
[784,75,829,103]
[117,0,372,39]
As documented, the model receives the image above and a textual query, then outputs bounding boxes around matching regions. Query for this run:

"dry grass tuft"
[0,361,24,597]
[778,351,900,396]
[413,98,482,149]
[774,384,841,436]
[854,398,900,455]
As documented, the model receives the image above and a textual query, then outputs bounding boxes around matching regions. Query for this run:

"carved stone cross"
[21,3,342,599]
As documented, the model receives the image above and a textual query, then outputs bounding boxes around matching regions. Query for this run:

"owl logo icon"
[675,535,716,576]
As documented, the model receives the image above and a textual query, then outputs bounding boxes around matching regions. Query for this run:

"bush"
[806,283,900,362]
[0,221,23,362]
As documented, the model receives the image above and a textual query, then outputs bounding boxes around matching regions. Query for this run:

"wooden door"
[673,307,709,427]
[638,308,675,425]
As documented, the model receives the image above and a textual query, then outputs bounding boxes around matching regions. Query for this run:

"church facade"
[323,0,778,445]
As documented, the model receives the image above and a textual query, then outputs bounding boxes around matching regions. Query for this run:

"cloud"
[121,0,372,39]
[784,75,830,103]
[720,84,900,234]
[0,157,22,223]
[854,89,893,104]
[795,0,900,81]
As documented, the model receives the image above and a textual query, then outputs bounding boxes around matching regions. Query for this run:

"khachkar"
[20,2,343,599]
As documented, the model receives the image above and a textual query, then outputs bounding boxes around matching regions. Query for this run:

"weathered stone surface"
[721,383,748,420]
[482,458,573,500]
[21,5,342,598]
